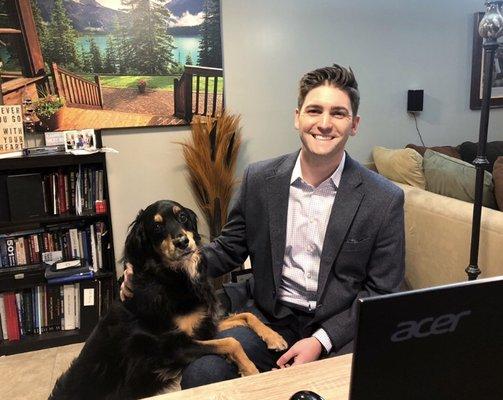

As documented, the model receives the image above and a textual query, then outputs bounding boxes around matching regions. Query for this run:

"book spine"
[63,284,75,330]
[0,238,8,267]
[0,294,8,339]
[22,289,33,335]
[4,292,20,341]
[15,292,24,336]
[6,238,17,266]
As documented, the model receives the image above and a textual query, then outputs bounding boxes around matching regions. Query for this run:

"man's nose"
[173,234,189,249]
[317,113,332,131]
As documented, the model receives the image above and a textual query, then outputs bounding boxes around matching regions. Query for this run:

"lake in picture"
[77,35,201,67]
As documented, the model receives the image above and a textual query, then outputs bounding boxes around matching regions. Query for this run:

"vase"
[39,108,65,131]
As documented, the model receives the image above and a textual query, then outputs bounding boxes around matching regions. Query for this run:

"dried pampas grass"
[179,112,242,239]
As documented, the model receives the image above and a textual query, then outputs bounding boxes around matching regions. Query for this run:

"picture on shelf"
[64,129,97,153]
[1,0,224,130]
[0,105,24,153]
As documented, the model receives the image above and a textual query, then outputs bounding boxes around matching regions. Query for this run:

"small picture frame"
[64,129,97,153]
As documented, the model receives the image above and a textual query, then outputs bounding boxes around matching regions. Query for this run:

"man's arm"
[321,188,405,351]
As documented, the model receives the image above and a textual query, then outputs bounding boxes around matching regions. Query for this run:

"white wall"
[220,0,503,167]
[104,0,502,274]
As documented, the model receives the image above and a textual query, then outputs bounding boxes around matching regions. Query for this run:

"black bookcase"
[0,141,117,355]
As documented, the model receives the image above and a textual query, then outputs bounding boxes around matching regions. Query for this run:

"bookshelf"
[0,144,117,355]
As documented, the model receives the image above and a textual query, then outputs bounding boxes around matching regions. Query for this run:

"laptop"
[349,276,503,400]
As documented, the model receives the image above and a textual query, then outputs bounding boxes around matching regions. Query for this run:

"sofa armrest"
[393,182,503,289]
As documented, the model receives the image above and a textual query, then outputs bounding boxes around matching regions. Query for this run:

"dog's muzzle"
[173,235,189,250]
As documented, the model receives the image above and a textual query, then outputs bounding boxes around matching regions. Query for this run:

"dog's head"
[124,200,201,272]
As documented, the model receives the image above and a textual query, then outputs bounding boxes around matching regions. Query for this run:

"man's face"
[295,84,360,161]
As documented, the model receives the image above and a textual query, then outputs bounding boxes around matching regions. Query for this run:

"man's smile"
[311,134,334,141]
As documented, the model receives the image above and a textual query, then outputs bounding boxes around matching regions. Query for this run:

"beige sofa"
[394,182,503,289]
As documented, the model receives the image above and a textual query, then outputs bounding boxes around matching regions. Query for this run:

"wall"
[103,0,503,274]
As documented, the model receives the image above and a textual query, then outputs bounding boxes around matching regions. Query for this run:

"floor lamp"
[466,1,503,280]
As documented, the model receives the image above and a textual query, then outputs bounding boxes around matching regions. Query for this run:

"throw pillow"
[493,156,503,211]
[372,146,426,189]
[405,144,461,159]
[458,141,503,172]
[423,149,497,208]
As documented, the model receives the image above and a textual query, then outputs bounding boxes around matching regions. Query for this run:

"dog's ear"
[185,208,201,244]
[124,209,148,268]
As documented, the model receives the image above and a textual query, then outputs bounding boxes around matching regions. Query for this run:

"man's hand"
[119,263,134,302]
[276,337,323,368]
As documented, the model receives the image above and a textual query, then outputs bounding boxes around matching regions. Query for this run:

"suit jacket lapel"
[266,151,298,292]
[317,154,364,300]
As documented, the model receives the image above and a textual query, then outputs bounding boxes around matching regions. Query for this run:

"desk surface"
[146,353,353,400]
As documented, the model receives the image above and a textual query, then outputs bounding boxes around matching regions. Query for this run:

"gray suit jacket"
[203,151,405,351]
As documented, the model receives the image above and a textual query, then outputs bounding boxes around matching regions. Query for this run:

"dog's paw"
[239,362,259,376]
[263,331,288,351]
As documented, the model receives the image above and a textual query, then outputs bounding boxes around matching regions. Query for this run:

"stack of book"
[0,279,114,342]
[41,166,104,216]
[0,222,110,272]
[44,260,94,285]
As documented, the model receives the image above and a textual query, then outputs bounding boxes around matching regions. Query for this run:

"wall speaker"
[407,90,424,112]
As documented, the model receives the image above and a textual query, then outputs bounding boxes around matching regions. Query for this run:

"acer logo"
[390,310,471,342]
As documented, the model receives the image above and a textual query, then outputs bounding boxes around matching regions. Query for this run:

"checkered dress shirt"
[278,152,346,353]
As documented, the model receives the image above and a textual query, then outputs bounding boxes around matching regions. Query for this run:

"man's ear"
[124,209,147,267]
[185,208,201,244]
[350,115,361,136]
[294,108,300,130]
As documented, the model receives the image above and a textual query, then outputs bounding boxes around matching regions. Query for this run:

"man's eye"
[333,111,349,119]
[178,212,188,223]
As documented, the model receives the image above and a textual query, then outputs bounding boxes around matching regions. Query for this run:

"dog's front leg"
[194,338,259,376]
[218,313,288,351]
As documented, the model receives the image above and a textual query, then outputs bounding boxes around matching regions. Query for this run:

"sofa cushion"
[458,141,503,172]
[406,143,461,159]
[423,149,497,208]
[372,146,426,189]
[493,156,503,211]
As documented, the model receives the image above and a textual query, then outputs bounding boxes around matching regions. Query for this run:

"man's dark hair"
[298,64,360,115]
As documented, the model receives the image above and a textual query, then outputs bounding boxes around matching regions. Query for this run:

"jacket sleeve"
[202,166,250,278]
[320,188,405,351]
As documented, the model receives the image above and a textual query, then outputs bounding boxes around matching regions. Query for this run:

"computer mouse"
[289,390,325,400]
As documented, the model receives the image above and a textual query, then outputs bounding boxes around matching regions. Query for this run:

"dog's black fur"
[49,200,225,400]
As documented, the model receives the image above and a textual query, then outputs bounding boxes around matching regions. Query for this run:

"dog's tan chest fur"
[174,309,206,336]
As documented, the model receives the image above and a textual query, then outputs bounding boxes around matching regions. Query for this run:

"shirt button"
[309,218,315,223]
[307,272,312,279]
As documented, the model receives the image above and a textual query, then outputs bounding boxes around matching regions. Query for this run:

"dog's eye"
[153,223,163,233]
[177,212,188,224]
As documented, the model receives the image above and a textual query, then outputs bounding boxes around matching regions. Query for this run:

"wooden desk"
[145,353,353,400]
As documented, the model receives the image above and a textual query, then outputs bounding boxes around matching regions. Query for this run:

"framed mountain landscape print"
[0,0,224,130]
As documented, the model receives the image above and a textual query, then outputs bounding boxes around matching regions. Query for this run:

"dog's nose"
[173,235,189,249]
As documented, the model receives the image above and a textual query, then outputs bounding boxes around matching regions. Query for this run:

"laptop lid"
[349,276,503,400]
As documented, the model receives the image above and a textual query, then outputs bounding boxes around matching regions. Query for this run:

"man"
[121,64,405,388]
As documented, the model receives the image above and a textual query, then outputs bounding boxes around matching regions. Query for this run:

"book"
[63,284,75,330]
[3,292,20,341]
[0,293,8,339]
[46,270,94,285]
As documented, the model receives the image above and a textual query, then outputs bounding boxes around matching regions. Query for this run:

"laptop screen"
[349,276,503,400]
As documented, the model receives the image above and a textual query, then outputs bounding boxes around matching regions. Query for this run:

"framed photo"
[65,129,97,153]
[470,12,503,110]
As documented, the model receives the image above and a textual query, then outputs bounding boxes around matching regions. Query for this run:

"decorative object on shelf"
[0,104,24,154]
[466,1,503,280]
[33,94,65,131]
[179,112,241,240]
[22,98,37,134]
[137,79,147,94]
[64,129,96,154]
[470,9,503,109]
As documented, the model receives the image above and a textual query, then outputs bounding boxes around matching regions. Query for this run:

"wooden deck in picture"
[49,106,187,131]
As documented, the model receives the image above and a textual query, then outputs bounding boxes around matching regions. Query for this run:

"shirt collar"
[290,151,346,189]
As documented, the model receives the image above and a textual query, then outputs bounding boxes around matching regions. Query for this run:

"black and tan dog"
[49,200,287,400]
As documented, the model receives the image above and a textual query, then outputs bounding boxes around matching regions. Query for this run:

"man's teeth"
[312,135,332,141]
